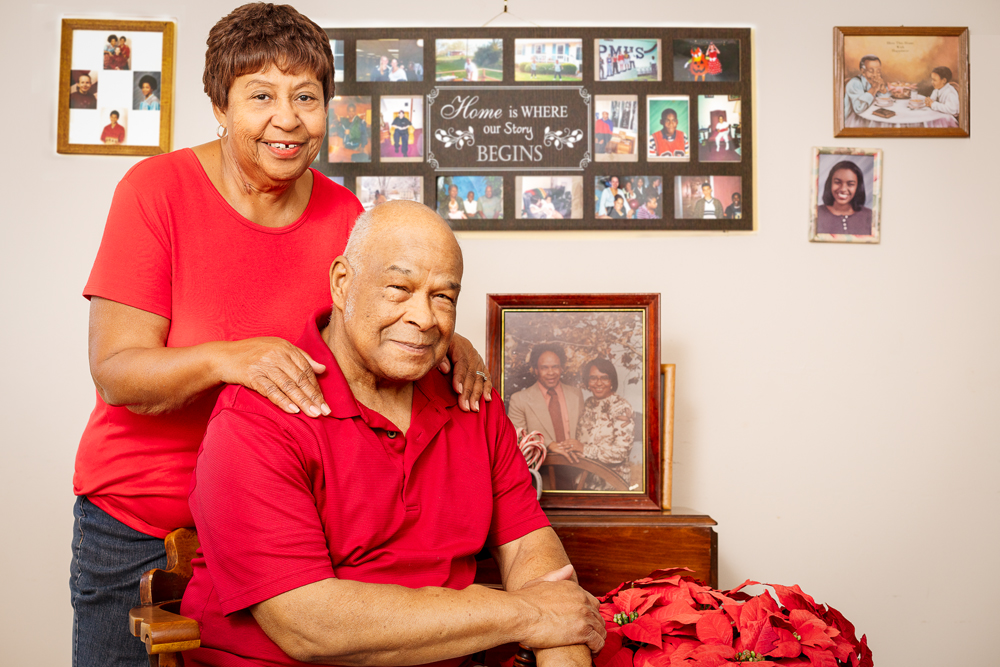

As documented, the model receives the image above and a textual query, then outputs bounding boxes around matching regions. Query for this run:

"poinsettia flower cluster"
[593,568,872,667]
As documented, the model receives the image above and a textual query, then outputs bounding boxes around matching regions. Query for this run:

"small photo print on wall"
[357,39,424,82]
[674,176,743,220]
[594,95,638,162]
[98,107,127,145]
[133,72,161,110]
[595,39,661,82]
[379,96,423,162]
[356,177,423,210]
[673,39,740,82]
[330,40,344,82]
[698,95,741,163]
[437,176,504,221]
[435,39,503,82]
[103,33,132,70]
[647,95,690,162]
[810,147,882,243]
[328,96,372,163]
[595,176,661,220]
[516,176,584,219]
[514,39,583,81]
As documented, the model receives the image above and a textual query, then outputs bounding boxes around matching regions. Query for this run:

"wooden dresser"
[474,507,718,595]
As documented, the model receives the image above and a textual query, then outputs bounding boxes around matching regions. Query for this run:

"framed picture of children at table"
[834,26,969,138]
[486,293,662,510]
[58,18,175,155]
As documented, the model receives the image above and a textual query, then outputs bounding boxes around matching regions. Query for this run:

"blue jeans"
[70,496,168,667]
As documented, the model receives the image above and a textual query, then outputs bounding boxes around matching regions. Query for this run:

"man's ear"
[330,255,352,309]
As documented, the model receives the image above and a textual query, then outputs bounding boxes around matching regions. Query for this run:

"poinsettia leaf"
[788,610,835,649]
[829,635,852,662]
[764,626,801,659]
[622,616,664,648]
[600,581,629,602]
[767,583,821,614]
[857,634,873,667]
[801,645,839,667]
[753,620,780,656]
[721,601,742,626]
[601,602,619,622]
[634,645,672,667]
[648,600,703,625]
[594,630,625,667]
[635,567,694,583]
[725,579,760,596]
[735,617,767,653]
[616,588,654,615]
[695,611,733,646]
[685,645,734,667]
[599,644,637,667]
[820,605,859,646]
[741,591,781,625]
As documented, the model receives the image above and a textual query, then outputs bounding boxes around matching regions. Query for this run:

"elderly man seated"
[179,201,605,667]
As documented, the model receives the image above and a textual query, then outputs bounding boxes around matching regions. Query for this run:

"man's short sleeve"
[486,395,550,548]
[190,401,336,615]
[84,175,172,319]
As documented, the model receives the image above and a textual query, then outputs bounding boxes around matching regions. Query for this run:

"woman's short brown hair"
[204,3,335,110]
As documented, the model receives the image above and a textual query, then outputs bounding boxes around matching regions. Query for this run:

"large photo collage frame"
[320,27,753,231]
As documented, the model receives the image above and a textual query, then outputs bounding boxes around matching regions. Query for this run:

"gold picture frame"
[834,26,969,138]
[58,18,175,155]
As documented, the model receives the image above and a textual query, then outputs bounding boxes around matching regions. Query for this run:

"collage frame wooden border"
[322,27,752,231]
[57,18,175,156]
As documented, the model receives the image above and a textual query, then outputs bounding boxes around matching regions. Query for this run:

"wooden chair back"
[129,528,201,667]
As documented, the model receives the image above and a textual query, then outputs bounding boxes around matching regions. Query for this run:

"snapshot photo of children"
[698,95,741,163]
[98,107,127,145]
[594,95,638,162]
[69,69,99,110]
[328,96,372,163]
[356,177,423,210]
[437,176,504,220]
[647,95,690,162]
[809,147,882,243]
[357,39,424,82]
[674,176,743,220]
[499,309,646,493]
[330,40,344,82]
[595,176,661,220]
[673,39,740,82]
[514,39,583,81]
[379,96,423,162]
[103,34,131,70]
[595,39,661,82]
[133,72,161,110]
[839,33,964,132]
[435,39,503,82]
[516,176,583,219]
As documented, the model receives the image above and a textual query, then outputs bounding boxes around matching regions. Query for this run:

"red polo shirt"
[181,309,549,667]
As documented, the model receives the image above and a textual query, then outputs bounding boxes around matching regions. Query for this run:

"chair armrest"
[129,600,200,655]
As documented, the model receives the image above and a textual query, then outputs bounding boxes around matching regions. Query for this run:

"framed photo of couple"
[486,293,665,510]
[834,26,969,138]
[58,18,175,155]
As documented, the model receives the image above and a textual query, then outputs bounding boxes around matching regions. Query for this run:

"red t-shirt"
[181,309,549,667]
[75,148,363,537]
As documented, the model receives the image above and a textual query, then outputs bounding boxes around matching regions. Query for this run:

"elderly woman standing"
[70,5,490,666]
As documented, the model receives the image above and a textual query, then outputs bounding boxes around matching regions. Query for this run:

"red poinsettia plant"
[594,568,872,667]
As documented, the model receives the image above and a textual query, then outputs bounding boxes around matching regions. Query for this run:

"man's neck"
[323,320,415,434]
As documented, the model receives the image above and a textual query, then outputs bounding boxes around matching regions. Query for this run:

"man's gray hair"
[343,207,379,274]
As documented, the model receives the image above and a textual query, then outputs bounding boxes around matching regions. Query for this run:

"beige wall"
[2,1,998,665]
